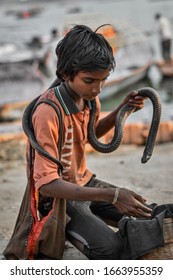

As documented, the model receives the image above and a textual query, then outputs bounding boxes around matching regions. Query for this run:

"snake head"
[141,152,152,164]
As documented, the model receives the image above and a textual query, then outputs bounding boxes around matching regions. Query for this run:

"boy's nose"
[92,83,102,94]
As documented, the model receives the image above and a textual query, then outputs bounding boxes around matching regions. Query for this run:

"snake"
[22,86,161,167]
[22,95,64,172]
[88,87,162,163]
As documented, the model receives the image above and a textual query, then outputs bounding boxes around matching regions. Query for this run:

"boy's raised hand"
[122,90,147,112]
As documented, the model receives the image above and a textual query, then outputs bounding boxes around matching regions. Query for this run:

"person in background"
[41,28,59,44]
[155,13,172,63]
[28,28,59,48]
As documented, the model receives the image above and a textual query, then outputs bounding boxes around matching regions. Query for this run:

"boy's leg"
[89,201,123,227]
[66,200,123,260]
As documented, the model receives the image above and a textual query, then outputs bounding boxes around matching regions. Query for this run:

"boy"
[4,25,152,260]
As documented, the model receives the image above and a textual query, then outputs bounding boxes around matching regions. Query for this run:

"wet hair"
[55,25,115,81]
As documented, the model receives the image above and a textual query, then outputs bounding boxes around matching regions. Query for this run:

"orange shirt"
[27,82,100,190]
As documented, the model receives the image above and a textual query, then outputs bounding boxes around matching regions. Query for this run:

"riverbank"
[0,139,173,259]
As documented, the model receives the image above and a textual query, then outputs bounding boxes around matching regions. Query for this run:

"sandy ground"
[0,139,173,259]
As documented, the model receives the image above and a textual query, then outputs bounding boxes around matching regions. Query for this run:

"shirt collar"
[56,82,91,115]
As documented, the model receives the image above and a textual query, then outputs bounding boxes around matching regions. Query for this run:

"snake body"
[22,95,64,172]
[22,86,161,166]
[88,87,162,163]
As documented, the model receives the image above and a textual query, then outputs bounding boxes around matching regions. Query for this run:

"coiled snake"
[22,86,161,168]
[88,87,162,163]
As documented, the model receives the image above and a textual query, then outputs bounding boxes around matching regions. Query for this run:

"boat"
[5,6,43,20]
[155,58,173,78]
[0,78,43,122]
[16,7,43,20]
[97,20,153,100]
[0,16,153,120]
[101,64,150,100]
[0,41,53,64]
[0,41,57,121]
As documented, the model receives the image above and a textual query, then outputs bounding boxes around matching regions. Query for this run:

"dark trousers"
[66,177,124,260]
[161,39,172,62]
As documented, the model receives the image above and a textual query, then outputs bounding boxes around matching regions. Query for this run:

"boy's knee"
[84,236,123,260]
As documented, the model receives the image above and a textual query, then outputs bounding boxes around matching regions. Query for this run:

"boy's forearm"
[40,178,115,203]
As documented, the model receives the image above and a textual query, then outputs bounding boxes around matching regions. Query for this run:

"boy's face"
[67,70,110,100]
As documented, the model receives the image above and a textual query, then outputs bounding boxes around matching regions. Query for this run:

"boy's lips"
[89,94,98,99]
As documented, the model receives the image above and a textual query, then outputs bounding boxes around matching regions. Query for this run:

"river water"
[0,0,173,124]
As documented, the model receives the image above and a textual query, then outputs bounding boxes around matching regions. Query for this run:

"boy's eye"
[83,77,108,84]
[83,79,93,84]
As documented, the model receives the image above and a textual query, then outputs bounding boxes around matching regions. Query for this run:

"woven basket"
[139,217,173,260]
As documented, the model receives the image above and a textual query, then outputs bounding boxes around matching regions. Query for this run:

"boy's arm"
[40,178,152,218]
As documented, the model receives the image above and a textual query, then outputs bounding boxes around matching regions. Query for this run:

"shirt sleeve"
[32,102,61,190]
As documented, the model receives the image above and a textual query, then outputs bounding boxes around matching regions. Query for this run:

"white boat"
[101,64,150,100]
[98,20,153,100]
[0,41,53,65]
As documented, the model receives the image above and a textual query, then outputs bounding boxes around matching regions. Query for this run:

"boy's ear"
[63,75,68,81]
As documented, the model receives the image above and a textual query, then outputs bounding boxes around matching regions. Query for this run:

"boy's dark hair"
[55,25,115,81]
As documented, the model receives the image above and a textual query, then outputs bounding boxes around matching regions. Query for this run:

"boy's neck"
[65,82,85,111]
